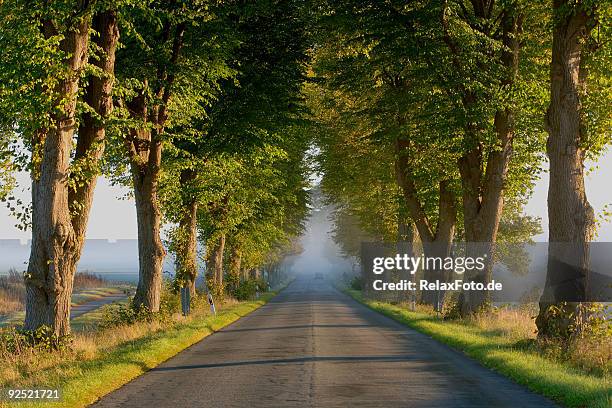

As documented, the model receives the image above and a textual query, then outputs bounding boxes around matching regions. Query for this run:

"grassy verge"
[345,289,611,408]
[0,293,275,408]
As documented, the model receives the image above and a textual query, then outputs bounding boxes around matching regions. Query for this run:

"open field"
[0,271,132,327]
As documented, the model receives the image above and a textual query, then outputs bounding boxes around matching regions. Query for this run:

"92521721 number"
[2,389,60,400]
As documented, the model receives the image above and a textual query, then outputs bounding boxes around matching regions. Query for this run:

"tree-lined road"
[93,276,558,407]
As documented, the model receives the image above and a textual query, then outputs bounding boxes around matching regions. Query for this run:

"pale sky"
[1,149,611,241]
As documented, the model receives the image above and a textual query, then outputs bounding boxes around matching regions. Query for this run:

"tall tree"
[311,0,547,311]
[432,0,526,314]
[114,1,232,312]
[536,0,611,337]
[0,0,119,335]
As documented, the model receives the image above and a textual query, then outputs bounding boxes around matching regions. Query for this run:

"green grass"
[2,293,275,408]
[345,289,611,408]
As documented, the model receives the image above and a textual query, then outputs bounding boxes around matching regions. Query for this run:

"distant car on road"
[314,273,324,280]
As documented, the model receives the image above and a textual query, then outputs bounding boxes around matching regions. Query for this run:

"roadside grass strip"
[0,293,274,408]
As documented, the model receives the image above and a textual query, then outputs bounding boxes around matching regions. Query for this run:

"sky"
[523,150,612,242]
[1,149,611,242]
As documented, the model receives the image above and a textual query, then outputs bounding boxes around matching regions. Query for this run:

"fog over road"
[92,276,558,408]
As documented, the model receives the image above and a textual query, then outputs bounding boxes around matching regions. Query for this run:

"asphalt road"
[71,293,127,320]
[92,276,558,408]
[0,292,127,326]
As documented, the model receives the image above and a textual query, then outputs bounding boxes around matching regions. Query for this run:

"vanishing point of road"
[92,276,558,408]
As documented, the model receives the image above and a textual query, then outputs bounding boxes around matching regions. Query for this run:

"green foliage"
[158,0,313,277]
[441,293,462,320]
[538,302,612,340]
[205,276,226,301]
[570,0,612,161]
[100,302,156,328]
[100,281,180,328]
[231,278,267,301]
[309,0,547,247]
[0,326,72,355]
[0,134,16,200]
[349,275,363,291]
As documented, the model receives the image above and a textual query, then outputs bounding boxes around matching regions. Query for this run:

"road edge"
[7,291,281,408]
[343,288,611,408]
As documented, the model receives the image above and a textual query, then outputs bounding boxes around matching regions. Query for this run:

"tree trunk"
[228,245,242,290]
[241,268,250,281]
[126,86,168,314]
[125,24,185,312]
[174,169,198,297]
[25,13,119,336]
[456,7,521,316]
[128,112,167,312]
[70,11,119,242]
[396,222,420,304]
[395,138,456,306]
[536,0,596,337]
[206,234,226,288]
[132,164,166,312]
[457,135,511,314]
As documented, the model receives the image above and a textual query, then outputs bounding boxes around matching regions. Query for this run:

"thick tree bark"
[25,12,118,336]
[395,138,457,306]
[127,97,166,312]
[536,1,596,337]
[131,135,166,312]
[457,131,512,314]
[70,11,119,242]
[174,169,198,297]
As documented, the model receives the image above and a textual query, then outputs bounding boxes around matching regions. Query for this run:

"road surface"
[0,291,127,326]
[71,293,128,319]
[92,276,558,408]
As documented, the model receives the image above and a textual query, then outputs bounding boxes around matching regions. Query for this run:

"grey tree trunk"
[25,12,118,336]
[536,0,596,337]
[127,105,166,312]
[241,267,250,282]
